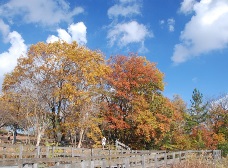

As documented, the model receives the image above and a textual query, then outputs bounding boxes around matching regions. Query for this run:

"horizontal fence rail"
[0,144,222,168]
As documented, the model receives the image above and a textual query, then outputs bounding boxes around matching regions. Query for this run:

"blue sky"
[0,0,228,104]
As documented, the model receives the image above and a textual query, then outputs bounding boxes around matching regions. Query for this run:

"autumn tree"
[2,41,109,146]
[103,55,169,149]
[208,95,228,155]
[0,90,28,144]
[172,95,187,115]
[0,95,12,128]
[209,95,228,139]
[167,95,191,150]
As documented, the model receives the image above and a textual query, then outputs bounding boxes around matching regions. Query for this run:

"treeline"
[0,41,227,154]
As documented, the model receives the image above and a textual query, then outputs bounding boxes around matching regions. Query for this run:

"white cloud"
[138,41,149,53]
[46,35,59,44]
[47,22,87,45]
[159,18,175,32]
[57,29,72,43]
[172,0,228,64]
[180,0,197,14]
[0,19,10,42]
[107,21,152,47]
[107,0,151,52]
[108,0,141,19]
[159,20,165,25]
[119,0,136,3]
[68,22,87,45]
[167,18,175,32]
[0,0,84,26]
[108,4,141,19]
[0,31,27,89]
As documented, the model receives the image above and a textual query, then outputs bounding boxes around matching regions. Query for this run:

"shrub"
[218,142,228,157]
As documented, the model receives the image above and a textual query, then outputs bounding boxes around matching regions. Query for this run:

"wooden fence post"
[46,146,49,158]
[101,158,106,168]
[124,157,130,168]
[173,152,175,164]
[90,160,94,168]
[37,146,40,158]
[71,147,74,157]
[164,152,167,166]
[154,153,158,168]
[141,155,145,168]
[179,151,182,162]
[108,148,111,168]
[19,145,23,159]
[213,150,219,160]
[3,147,6,159]
[52,146,55,158]
[91,148,93,157]
[63,147,65,157]
[81,160,85,168]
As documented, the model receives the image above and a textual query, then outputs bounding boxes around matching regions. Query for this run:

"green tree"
[186,88,208,133]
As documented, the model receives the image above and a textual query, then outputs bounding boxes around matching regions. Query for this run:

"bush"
[218,142,228,157]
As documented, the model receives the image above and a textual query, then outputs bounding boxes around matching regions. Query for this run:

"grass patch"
[165,154,228,168]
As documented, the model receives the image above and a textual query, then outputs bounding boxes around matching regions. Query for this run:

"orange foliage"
[192,125,219,149]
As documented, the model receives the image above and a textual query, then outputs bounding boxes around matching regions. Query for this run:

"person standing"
[101,137,106,150]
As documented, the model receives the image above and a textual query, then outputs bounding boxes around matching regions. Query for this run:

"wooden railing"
[0,144,222,168]
[115,140,131,150]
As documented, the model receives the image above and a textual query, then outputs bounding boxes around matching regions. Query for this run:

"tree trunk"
[77,129,84,148]
[74,133,77,147]
[36,127,45,146]
[36,132,42,146]
[12,127,17,144]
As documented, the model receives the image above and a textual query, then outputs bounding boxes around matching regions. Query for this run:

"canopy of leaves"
[0,42,226,151]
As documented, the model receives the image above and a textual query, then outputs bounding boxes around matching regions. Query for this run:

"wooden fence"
[115,140,131,150]
[0,144,222,168]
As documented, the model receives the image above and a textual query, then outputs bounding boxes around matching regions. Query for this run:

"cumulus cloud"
[68,22,87,45]
[172,0,228,64]
[107,0,151,52]
[180,0,197,14]
[108,0,141,19]
[107,21,152,47]
[56,29,72,43]
[0,0,84,26]
[0,31,27,89]
[46,22,87,45]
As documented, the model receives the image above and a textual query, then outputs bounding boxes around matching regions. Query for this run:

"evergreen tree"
[186,88,208,133]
